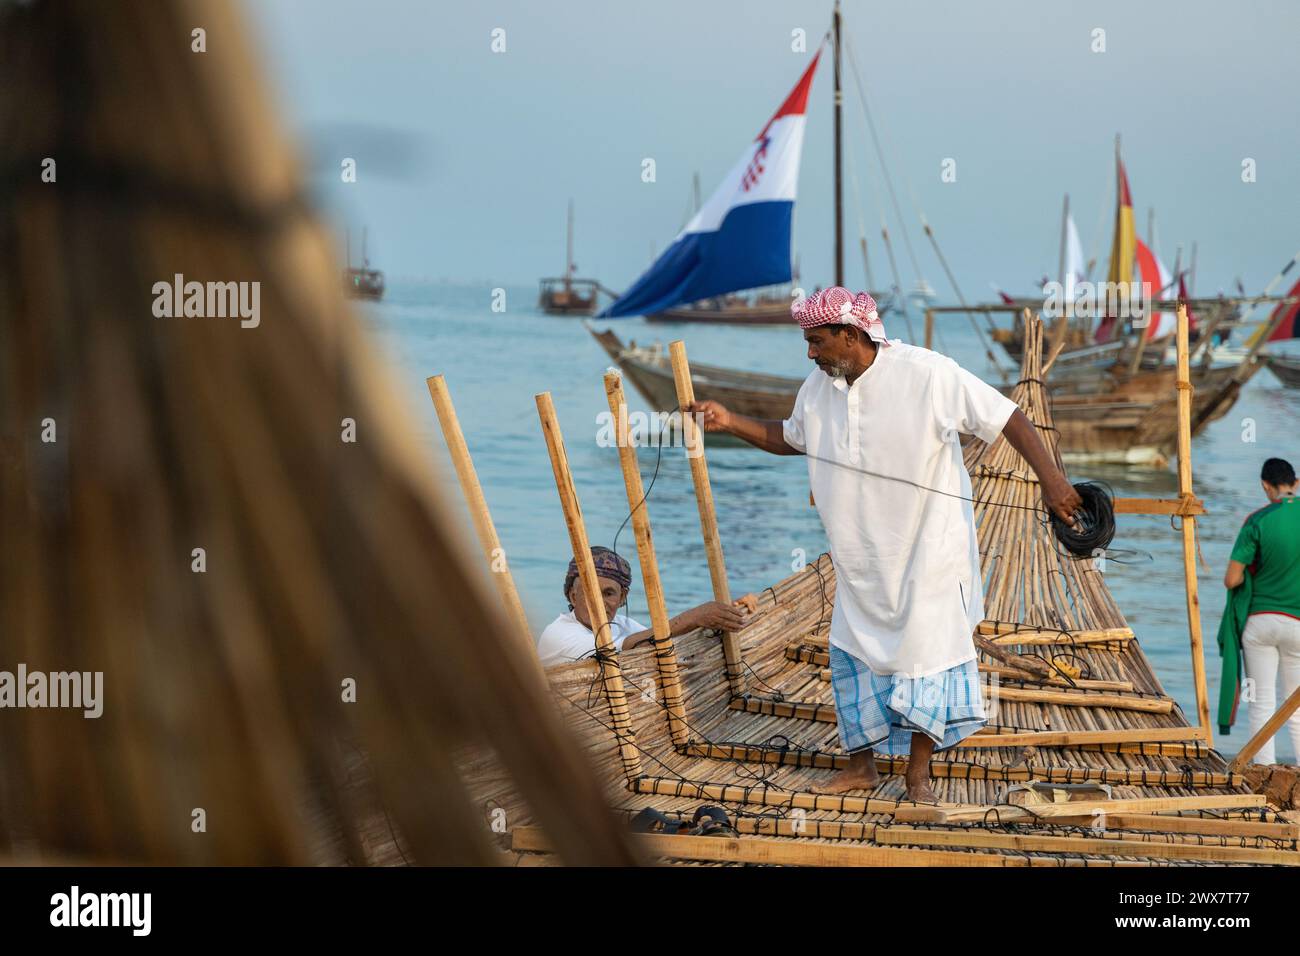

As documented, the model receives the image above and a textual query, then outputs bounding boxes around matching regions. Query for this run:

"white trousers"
[1242,613,1300,765]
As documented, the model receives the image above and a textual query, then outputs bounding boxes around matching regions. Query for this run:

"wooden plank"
[632,776,900,815]
[512,826,1029,867]
[877,825,1300,866]
[892,793,1267,825]
[740,811,1290,843]
[682,743,1237,787]
[977,622,1133,640]
[962,727,1207,748]
[1103,813,1299,840]
[991,684,1173,714]
[983,626,1134,647]
[1112,496,1205,516]
[1230,681,1300,771]
[726,698,1205,746]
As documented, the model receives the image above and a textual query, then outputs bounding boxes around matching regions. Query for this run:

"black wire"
[800,450,1122,563]
[610,405,674,617]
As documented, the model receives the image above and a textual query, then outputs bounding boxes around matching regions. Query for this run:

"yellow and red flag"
[1106,152,1136,290]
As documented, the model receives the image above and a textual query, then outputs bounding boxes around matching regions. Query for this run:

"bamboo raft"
[364,310,1299,867]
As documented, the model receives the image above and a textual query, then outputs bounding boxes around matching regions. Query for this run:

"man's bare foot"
[904,779,940,803]
[812,766,880,795]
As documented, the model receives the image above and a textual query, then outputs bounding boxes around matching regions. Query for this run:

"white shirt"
[783,341,1017,677]
[536,610,648,667]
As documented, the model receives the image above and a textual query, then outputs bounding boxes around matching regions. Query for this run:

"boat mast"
[362,227,369,268]
[565,199,574,291]
[833,1,844,287]
[692,172,701,213]
[345,228,351,271]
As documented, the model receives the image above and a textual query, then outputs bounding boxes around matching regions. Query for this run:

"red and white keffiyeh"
[792,287,890,346]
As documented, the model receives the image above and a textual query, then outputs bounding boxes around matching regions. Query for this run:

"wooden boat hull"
[540,293,597,316]
[591,326,801,419]
[1265,354,1300,387]
[646,299,794,325]
[343,268,384,301]
[538,277,600,316]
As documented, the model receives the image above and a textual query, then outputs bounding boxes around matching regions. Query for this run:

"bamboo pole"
[603,371,690,746]
[892,793,1267,825]
[1174,304,1213,743]
[426,375,539,672]
[683,742,1235,787]
[1112,496,1205,516]
[535,392,644,782]
[924,308,934,350]
[667,340,746,696]
[1229,682,1300,771]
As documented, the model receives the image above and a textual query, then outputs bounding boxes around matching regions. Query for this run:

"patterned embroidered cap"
[564,546,632,600]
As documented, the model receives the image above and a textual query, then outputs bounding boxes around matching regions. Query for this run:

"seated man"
[537,546,756,666]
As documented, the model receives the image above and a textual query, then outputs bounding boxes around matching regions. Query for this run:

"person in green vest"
[1221,458,1300,763]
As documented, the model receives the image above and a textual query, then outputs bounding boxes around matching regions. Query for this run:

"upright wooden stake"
[426,376,538,671]
[924,308,934,351]
[1174,304,1213,744]
[604,372,690,745]
[1229,683,1300,771]
[535,392,644,782]
[668,341,746,695]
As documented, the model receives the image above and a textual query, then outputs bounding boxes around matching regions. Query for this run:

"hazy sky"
[248,0,1299,299]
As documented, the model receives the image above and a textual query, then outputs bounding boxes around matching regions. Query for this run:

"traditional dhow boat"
[539,200,602,315]
[391,313,1300,867]
[343,227,385,301]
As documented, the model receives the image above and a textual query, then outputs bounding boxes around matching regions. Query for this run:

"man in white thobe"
[686,287,1080,802]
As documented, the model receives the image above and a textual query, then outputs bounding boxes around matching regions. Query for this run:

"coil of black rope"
[1050,481,1117,558]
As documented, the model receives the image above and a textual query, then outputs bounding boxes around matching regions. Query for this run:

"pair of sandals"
[630,805,737,838]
